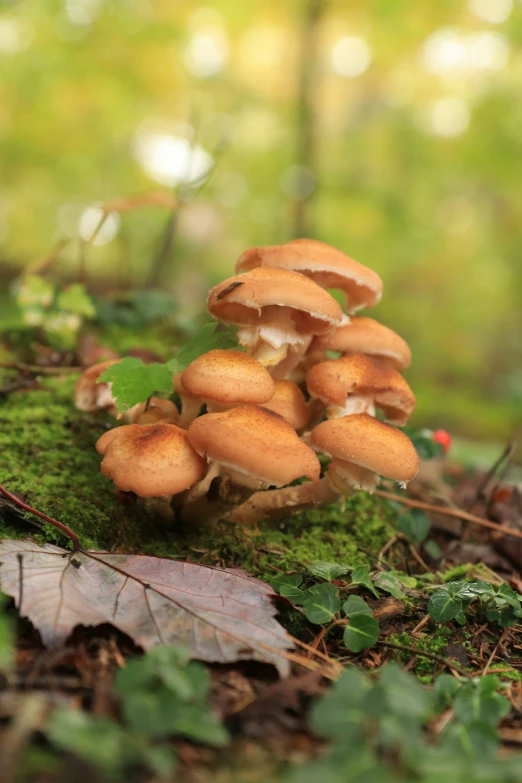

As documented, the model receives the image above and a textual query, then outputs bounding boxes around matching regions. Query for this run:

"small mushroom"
[177,350,275,426]
[312,413,419,494]
[308,317,411,372]
[236,239,382,314]
[75,359,120,414]
[96,423,206,497]
[125,397,180,425]
[306,354,416,426]
[207,267,342,370]
[187,405,320,491]
[261,380,309,432]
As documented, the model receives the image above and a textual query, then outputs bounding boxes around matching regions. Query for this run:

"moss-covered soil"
[0,373,395,579]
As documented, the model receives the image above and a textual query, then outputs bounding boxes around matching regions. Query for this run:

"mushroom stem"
[179,473,257,526]
[178,395,202,428]
[229,477,346,524]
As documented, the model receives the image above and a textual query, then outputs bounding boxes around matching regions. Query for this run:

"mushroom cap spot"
[187,404,320,486]
[306,354,416,425]
[75,359,120,412]
[236,239,382,312]
[312,413,419,482]
[261,380,309,431]
[207,267,342,335]
[311,317,411,371]
[95,423,206,497]
[181,350,275,404]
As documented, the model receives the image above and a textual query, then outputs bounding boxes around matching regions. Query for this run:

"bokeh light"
[330,36,372,77]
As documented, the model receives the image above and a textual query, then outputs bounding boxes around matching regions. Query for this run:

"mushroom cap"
[306,354,416,425]
[187,405,320,487]
[311,317,411,371]
[75,359,120,412]
[96,423,206,497]
[311,413,419,483]
[236,239,382,313]
[261,380,309,431]
[180,350,275,404]
[207,267,342,335]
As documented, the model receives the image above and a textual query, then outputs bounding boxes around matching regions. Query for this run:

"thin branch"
[375,489,522,543]
[0,484,81,551]
[377,640,472,679]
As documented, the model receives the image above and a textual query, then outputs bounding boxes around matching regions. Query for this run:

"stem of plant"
[0,484,81,551]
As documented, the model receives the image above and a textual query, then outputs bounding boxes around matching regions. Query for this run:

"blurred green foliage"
[0,0,521,439]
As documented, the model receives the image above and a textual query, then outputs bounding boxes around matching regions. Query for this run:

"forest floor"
[0,318,521,783]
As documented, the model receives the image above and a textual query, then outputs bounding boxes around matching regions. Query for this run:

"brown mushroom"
[75,359,120,414]
[309,317,411,371]
[261,380,309,431]
[96,422,206,498]
[306,354,416,425]
[236,239,382,314]
[207,267,342,370]
[311,413,419,493]
[125,397,180,425]
[178,350,275,424]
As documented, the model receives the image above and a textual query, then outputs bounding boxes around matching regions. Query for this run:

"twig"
[0,484,81,550]
[481,628,509,677]
[377,640,472,679]
[0,362,83,375]
[375,489,522,543]
[24,238,72,278]
[411,614,430,637]
[470,442,516,512]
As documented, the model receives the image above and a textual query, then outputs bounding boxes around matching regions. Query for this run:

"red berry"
[432,429,451,453]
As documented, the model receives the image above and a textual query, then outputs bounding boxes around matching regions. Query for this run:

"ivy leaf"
[373,572,404,599]
[396,509,431,544]
[56,283,96,318]
[428,589,462,623]
[496,583,522,611]
[116,649,228,746]
[351,566,379,598]
[270,574,306,603]
[302,583,340,625]
[98,357,173,413]
[343,595,373,617]
[343,614,380,652]
[167,322,237,374]
[458,581,495,600]
[485,605,518,627]
[307,561,350,581]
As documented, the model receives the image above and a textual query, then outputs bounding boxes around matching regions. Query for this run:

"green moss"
[0,375,148,550]
[0,376,395,578]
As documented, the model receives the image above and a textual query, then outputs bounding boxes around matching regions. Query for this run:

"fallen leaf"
[0,540,292,676]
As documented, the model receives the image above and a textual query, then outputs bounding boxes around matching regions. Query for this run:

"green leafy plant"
[98,321,237,412]
[47,646,228,779]
[271,563,386,653]
[14,275,96,350]
[285,666,519,783]
[428,581,522,627]
[93,289,178,328]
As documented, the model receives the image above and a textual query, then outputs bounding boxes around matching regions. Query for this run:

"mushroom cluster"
[76,239,420,524]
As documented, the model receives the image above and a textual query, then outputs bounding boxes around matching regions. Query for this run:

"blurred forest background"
[0,0,521,444]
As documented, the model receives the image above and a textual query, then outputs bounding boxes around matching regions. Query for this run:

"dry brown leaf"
[0,540,292,676]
